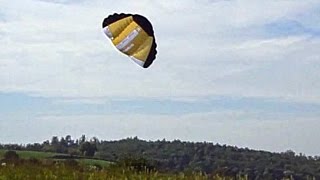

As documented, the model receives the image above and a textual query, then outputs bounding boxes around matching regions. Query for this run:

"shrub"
[4,150,20,162]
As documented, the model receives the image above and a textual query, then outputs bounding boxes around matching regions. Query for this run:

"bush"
[28,158,40,165]
[64,159,80,168]
[3,150,20,163]
[117,157,156,172]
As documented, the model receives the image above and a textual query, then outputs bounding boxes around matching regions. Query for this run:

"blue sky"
[0,0,320,155]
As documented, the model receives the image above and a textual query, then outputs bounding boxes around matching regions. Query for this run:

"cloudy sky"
[0,0,319,155]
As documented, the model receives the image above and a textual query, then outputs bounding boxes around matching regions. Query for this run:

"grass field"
[0,162,217,180]
[0,149,110,168]
[0,150,223,180]
[0,150,240,179]
[78,158,111,167]
[0,149,61,159]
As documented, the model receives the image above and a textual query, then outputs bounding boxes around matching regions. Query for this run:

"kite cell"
[102,13,157,68]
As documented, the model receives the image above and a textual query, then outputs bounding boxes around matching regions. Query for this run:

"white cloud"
[211,36,320,103]
[1,0,320,155]
[0,0,319,103]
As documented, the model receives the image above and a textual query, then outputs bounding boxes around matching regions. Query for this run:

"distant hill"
[1,135,319,179]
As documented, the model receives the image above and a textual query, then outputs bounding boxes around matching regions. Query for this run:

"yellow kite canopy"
[102,13,157,68]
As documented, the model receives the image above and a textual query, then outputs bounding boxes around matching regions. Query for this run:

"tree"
[79,135,86,145]
[51,136,59,146]
[60,137,67,147]
[91,137,99,144]
[79,142,97,157]
[65,135,73,146]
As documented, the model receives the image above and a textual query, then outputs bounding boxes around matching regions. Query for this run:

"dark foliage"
[116,156,156,172]
[3,150,20,162]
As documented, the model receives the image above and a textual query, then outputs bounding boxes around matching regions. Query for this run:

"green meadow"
[0,150,230,180]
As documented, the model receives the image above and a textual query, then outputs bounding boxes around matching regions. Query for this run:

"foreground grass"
[0,150,253,179]
[0,150,215,179]
[0,161,222,180]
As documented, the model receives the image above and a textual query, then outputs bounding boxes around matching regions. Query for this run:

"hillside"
[1,136,320,179]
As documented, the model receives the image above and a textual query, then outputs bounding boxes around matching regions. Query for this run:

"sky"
[0,0,320,155]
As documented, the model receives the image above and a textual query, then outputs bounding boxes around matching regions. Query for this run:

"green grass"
[78,158,111,167]
[0,150,111,168]
[0,150,63,159]
[0,150,5,159]
[0,150,244,180]
[0,162,218,180]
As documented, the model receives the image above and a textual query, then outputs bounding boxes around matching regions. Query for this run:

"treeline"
[1,135,320,179]
[0,135,98,157]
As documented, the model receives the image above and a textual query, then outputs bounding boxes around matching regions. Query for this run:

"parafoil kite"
[102,13,157,68]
